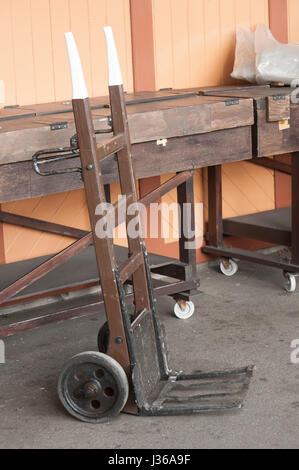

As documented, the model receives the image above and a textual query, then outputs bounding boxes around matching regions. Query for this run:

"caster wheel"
[220,258,238,277]
[57,351,129,423]
[284,272,297,293]
[173,300,195,319]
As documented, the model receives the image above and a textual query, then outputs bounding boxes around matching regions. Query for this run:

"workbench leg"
[292,153,299,264]
[177,175,197,286]
[207,165,223,247]
[0,204,4,264]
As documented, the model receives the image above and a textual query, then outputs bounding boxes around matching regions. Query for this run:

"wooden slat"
[0,211,88,238]
[202,245,299,273]
[140,171,192,207]
[119,251,144,283]
[251,157,292,175]
[207,166,223,247]
[0,232,93,304]
[97,134,125,162]
[269,0,291,212]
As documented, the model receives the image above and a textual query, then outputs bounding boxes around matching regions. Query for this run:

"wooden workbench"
[0,88,254,334]
[0,89,253,202]
[200,85,299,290]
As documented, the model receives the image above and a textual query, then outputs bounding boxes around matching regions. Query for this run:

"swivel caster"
[284,272,297,293]
[57,351,129,423]
[220,258,238,277]
[173,300,195,319]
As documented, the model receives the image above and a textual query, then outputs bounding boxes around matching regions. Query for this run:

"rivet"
[86,164,93,171]
[115,337,124,344]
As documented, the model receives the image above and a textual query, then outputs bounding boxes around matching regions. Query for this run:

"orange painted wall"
[1,0,276,264]
[151,0,274,249]
[0,0,133,263]
[0,0,133,106]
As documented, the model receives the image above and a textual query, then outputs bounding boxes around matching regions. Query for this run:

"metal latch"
[225,99,239,106]
[50,122,68,131]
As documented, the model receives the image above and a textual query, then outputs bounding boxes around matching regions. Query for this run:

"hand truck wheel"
[173,300,195,319]
[57,351,129,423]
[97,315,135,353]
[97,322,110,353]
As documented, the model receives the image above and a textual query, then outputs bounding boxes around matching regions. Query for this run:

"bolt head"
[115,336,124,344]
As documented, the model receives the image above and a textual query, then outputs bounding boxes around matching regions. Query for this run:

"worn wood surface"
[223,207,291,246]
[201,86,299,157]
[267,94,290,122]
[0,125,252,203]
[251,157,292,175]
[0,92,253,166]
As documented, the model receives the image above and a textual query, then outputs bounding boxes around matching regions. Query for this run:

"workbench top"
[0,87,254,203]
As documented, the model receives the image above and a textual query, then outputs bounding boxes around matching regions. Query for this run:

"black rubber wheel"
[98,315,134,353]
[97,322,110,353]
[57,351,129,423]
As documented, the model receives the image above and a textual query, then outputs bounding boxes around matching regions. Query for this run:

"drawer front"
[257,105,299,157]
[0,126,252,203]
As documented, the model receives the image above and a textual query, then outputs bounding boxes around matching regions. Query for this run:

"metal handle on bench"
[32,125,113,177]
[32,145,81,177]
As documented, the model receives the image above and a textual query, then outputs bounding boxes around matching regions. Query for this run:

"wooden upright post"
[268,0,291,210]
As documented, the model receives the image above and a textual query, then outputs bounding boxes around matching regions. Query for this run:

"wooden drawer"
[0,90,254,202]
[0,90,254,166]
[200,85,299,157]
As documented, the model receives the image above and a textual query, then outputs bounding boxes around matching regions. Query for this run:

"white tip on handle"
[64,32,88,99]
[103,26,123,86]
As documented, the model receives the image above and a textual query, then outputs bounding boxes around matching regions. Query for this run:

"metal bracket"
[32,125,113,177]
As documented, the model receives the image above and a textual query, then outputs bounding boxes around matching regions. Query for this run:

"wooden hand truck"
[40,29,255,423]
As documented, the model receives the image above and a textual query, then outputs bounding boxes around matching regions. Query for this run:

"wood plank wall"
[0,0,133,106]
[1,0,279,263]
[151,0,274,256]
[0,0,133,263]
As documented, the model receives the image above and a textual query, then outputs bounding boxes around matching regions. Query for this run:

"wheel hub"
[83,381,101,398]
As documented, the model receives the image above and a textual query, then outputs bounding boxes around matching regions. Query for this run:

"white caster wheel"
[284,272,297,293]
[123,283,133,295]
[173,300,195,319]
[220,258,238,277]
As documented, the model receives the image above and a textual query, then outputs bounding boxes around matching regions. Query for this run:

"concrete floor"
[1,259,299,449]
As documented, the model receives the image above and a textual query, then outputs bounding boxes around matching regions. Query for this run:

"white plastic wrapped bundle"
[255,23,299,85]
